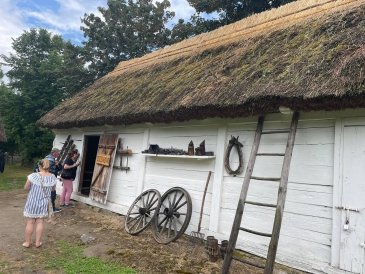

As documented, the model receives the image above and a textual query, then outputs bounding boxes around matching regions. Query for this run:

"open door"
[79,135,100,196]
[90,134,118,204]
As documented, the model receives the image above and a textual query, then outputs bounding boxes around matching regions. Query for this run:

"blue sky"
[0,0,197,64]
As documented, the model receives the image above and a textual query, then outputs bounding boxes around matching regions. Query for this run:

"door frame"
[332,117,365,268]
[78,134,101,196]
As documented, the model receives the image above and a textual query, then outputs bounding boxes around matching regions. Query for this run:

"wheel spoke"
[146,192,151,206]
[172,191,177,210]
[147,198,158,210]
[129,211,140,215]
[127,215,140,224]
[158,216,168,227]
[142,195,146,208]
[172,192,184,209]
[168,218,172,238]
[147,192,156,207]
[167,195,172,210]
[175,216,184,228]
[161,216,168,234]
[174,200,187,211]
[172,217,177,237]
[135,215,143,231]
[128,215,142,229]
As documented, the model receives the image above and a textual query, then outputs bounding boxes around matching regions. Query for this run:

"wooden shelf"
[142,153,215,160]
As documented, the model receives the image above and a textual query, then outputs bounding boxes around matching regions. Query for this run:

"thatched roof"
[39,0,365,129]
[0,119,6,142]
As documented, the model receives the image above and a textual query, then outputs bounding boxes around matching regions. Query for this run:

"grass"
[0,261,7,274]
[46,241,136,274]
[0,164,30,191]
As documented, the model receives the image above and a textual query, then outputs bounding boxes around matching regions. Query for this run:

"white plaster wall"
[144,124,218,234]
[53,110,365,274]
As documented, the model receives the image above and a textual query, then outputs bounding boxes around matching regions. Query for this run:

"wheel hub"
[163,207,174,218]
[139,207,147,215]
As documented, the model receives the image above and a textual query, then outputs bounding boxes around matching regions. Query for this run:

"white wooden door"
[340,126,365,273]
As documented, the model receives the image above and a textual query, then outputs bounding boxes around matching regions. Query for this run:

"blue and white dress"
[23,173,57,218]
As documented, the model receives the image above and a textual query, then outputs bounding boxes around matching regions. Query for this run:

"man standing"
[45,148,62,213]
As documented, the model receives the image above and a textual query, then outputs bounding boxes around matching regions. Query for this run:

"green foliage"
[0,164,30,191]
[170,0,298,42]
[46,241,136,274]
[188,0,297,24]
[1,29,92,161]
[81,0,175,78]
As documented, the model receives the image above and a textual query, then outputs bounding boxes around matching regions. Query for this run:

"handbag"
[61,168,72,179]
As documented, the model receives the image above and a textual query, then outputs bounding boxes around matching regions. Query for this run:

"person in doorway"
[60,150,80,207]
[45,148,62,213]
[23,158,57,248]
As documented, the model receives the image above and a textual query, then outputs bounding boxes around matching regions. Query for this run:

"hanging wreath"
[224,136,244,176]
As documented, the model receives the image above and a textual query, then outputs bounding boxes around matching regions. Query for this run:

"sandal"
[22,242,30,248]
[35,242,42,248]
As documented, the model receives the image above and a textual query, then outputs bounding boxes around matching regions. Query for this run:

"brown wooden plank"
[264,111,299,274]
[221,116,264,274]
[90,134,119,204]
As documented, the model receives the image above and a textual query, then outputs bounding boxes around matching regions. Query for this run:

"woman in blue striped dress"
[23,158,57,248]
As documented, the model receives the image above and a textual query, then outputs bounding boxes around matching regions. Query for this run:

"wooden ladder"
[221,112,300,274]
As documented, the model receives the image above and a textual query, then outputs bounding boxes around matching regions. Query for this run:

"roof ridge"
[107,0,363,77]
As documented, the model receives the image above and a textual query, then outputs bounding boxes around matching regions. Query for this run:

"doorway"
[79,135,100,196]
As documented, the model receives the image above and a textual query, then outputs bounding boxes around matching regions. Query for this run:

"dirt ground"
[0,189,306,274]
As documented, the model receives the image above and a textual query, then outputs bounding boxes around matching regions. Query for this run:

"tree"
[171,0,298,42]
[1,29,92,162]
[187,0,297,24]
[81,0,174,78]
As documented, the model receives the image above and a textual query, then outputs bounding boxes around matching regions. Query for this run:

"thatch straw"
[38,0,365,129]
[109,0,364,76]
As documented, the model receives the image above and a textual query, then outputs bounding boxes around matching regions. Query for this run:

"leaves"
[1,29,92,161]
[81,0,174,78]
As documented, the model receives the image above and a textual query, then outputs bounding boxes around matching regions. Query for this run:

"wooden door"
[90,134,119,204]
[340,126,365,273]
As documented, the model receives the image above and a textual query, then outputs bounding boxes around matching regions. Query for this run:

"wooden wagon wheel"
[125,189,162,235]
[153,187,192,244]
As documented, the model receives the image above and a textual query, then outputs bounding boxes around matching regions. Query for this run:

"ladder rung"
[251,176,281,182]
[240,227,272,237]
[261,130,290,135]
[245,200,277,208]
[232,256,265,269]
[256,153,285,157]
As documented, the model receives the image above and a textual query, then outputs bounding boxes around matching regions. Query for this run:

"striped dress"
[23,173,57,218]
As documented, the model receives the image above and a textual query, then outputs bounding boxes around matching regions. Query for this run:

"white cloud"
[22,0,105,32]
[0,0,196,73]
[170,0,195,22]
[0,0,25,58]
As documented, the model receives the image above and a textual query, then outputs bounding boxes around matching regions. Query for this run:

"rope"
[224,136,244,176]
